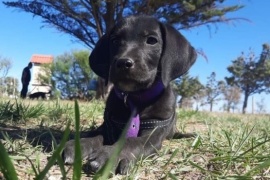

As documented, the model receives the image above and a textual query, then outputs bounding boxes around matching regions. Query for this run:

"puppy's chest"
[103,106,173,139]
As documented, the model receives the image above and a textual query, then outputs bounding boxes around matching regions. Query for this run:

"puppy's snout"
[116,58,134,69]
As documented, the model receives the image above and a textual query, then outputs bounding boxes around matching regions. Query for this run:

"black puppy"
[63,16,197,174]
[29,91,51,100]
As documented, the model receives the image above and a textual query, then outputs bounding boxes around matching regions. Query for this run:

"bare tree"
[0,56,12,96]
[203,72,224,112]
[4,76,19,96]
[222,85,241,112]
[256,98,266,114]
[0,56,12,78]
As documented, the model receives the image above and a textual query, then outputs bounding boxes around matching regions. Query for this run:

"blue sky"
[0,0,269,113]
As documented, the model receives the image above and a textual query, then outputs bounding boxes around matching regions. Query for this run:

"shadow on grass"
[0,123,94,152]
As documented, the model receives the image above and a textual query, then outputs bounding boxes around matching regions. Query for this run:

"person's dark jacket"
[21,67,31,84]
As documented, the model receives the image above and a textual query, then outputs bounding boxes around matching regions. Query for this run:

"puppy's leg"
[63,135,103,164]
[87,129,166,174]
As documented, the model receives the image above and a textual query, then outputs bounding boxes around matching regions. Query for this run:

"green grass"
[0,99,269,179]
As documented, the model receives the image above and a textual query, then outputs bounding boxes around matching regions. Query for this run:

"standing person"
[20,62,32,98]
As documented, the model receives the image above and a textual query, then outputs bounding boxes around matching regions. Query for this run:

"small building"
[30,54,53,94]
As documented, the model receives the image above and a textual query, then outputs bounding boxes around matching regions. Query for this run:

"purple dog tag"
[126,114,140,137]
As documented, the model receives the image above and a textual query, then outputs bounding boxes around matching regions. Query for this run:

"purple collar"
[114,80,165,106]
[114,80,165,138]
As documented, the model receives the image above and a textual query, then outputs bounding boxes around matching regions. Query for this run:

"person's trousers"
[20,83,29,99]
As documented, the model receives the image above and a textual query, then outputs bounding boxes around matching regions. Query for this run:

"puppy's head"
[90,16,197,92]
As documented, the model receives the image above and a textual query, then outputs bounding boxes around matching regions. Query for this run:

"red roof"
[30,54,53,64]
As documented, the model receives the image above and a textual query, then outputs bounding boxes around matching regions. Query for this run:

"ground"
[0,100,269,179]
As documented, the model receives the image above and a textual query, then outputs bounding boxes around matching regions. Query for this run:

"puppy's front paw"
[62,140,76,164]
[87,146,114,173]
[62,138,96,164]
[87,146,133,175]
[116,158,131,175]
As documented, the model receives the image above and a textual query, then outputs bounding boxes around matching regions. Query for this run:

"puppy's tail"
[172,132,196,139]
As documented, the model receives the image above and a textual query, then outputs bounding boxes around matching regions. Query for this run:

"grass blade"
[189,160,207,173]
[233,125,255,157]
[72,100,82,180]
[93,109,137,180]
[245,157,270,176]
[237,138,270,159]
[163,148,179,167]
[49,130,67,179]
[192,135,201,149]
[25,155,39,176]
[35,121,71,180]
[168,172,178,180]
[0,141,18,180]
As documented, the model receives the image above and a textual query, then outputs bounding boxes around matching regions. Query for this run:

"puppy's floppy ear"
[89,34,110,82]
[159,23,197,87]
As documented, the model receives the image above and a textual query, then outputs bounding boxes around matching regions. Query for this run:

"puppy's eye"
[111,38,120,45]
[146,36,158,45]
[113,40,119,45]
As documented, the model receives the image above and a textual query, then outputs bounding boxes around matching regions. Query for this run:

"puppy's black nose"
[116,59,134,69]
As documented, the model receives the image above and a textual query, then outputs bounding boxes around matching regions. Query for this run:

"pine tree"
[226,44,270,114]
[174,74,204,109]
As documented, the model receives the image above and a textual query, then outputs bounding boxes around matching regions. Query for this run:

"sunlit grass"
[0,99,269,179]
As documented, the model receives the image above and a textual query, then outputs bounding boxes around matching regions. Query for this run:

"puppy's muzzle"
[116,58,134,69]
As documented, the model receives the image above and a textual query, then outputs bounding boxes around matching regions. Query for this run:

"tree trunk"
[242,90,249,114]
[179,97,193,109]
[93,1,117,100]
[210,102,213,112]
[227,102,231,113]
[95,77,112,100]
[93,1,116,100]
[178,97,183,108]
